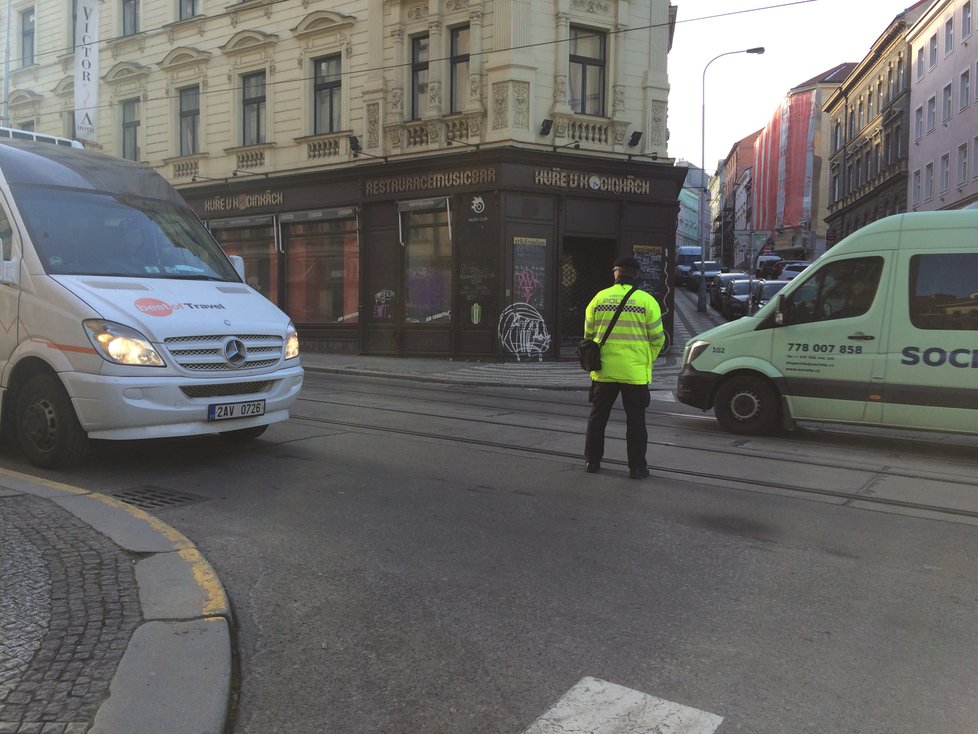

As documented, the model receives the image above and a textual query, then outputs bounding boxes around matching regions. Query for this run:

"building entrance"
[558,237,616,357]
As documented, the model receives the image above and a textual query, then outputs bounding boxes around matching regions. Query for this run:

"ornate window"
[242,71,266,146]
[450,26,469,114]
[314,55,342,134]
[569,26,606,116]
[122,98,139,161]
[411,35,430,120]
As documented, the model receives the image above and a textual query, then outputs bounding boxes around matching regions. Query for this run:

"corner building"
[4,1,685,360]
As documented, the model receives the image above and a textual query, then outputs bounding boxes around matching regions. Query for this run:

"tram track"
[290,395,978,523]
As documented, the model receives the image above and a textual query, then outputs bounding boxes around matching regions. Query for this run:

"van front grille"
[163,334,283,371]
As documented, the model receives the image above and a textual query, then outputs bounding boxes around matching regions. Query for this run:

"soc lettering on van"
[135,298,227,317]
[901,346,978,368]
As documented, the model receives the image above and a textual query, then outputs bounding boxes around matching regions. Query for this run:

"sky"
[666,0,921,172]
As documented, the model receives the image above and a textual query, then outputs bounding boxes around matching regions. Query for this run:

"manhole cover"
[107,486,206,510]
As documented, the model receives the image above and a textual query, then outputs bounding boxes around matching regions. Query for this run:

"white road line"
[522,677,723,734]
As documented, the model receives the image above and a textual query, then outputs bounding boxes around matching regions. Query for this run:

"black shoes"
[586,462,648,478]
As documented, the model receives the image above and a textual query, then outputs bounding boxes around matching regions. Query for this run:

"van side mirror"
[228,254,246,281]
[775,293,785,325]
[0,255,19,285]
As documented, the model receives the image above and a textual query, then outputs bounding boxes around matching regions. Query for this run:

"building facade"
[711,131,758,269]
[907,0,978,211]
[2,0,685,360]
[752,63,855,261]
[824,2,927,245]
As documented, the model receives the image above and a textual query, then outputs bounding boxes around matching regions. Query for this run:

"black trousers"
[584,382,651,470]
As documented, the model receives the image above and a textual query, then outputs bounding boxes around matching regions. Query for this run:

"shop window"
[314,55,342,135]
[283,218,359,324]
[450,26,470,114]
[910,253,978,330]
[569,26,606,116]
[210,218,279,304]
[402,206,451,324]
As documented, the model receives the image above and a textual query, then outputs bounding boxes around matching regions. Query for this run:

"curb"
[0,467,232,734]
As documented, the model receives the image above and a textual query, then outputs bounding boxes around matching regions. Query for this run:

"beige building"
[823,2,927,244]
[907,0,978,211]
[2,1,686,358]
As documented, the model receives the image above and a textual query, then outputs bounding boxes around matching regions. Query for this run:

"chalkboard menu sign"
[513,236,547,310]
[633,245,665,297]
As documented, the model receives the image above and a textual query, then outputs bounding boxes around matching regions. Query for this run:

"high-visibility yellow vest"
[584,283,665,384]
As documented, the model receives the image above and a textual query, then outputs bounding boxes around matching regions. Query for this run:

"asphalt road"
[10,372,978,734]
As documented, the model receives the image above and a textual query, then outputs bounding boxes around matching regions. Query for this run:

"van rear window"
[909,253,978,331]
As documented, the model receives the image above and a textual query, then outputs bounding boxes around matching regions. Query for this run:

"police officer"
[583,255,665,479]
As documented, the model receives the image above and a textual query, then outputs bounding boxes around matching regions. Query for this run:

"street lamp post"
[698,46,764,312]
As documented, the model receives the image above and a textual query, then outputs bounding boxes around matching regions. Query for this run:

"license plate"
[207,399,266,421]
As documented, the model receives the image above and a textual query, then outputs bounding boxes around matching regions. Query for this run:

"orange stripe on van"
[32,338,98,355]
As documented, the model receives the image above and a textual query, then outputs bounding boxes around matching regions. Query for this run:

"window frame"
[449,26,470,114]
[927,96,937,131]
[940,152,950,192]
[121,98,140,161]
[179,86,199,157]
[179,0,196,21]
[942,83,953,121]
[21,7,35,67]
[411,34,430,120]
[313,54,342,135]
[929,34,938,68]
[568,25,607,117]
[122,0,139,36]
[945,17,955,55]
[965,1,973,39]
[242,71,266,147]
[958,142,969,185]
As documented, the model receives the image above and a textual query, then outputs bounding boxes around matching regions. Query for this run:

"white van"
[677,211,978,437]
[0,133,303,467]
[675,245,703,286]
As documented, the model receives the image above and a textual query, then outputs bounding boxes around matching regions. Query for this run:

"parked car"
[720,278,755,319]
[748,279,790,314]
[709,271,750,310]
[687,260,724,291]
[777,261,812,280]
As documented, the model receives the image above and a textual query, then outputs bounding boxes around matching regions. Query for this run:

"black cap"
[613,255,642,271]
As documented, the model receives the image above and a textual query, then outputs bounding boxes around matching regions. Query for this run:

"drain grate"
[107,486,206,510]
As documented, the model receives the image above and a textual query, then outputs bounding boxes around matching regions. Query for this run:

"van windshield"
[11,185,239,280]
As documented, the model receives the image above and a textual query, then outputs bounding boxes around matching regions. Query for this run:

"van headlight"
[83,320,165,367]
[684,339,710,366]
[284,322,300,360]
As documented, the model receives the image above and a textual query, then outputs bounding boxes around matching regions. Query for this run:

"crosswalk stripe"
[522,677,723,734]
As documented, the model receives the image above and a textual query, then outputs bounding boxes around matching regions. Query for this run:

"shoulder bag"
[576,286,638,372]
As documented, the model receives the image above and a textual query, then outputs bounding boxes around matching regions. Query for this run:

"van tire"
[714,375,780,435]
[16,373,90,468]
[219,425,268,441]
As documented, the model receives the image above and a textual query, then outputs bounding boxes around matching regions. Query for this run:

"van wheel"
[16,374,90,468]
[714,375,780,435]
[219,425,268,441]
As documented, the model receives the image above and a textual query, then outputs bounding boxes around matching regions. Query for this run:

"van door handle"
[847,333,876,341]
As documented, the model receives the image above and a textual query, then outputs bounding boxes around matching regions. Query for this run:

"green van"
[677,211,978,436]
